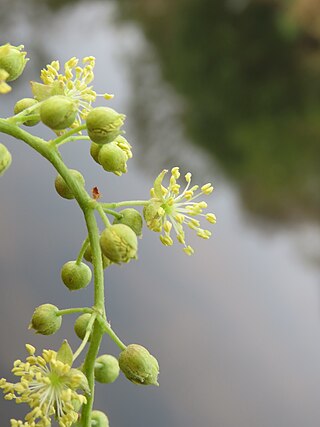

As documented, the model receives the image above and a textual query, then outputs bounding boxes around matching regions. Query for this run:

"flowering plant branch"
[0,43,216,427]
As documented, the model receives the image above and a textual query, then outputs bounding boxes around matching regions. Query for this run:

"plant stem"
[76,236,90,265]
[97,315,127,351]
[101,200,148,209]
[57,307,93,316]
[0,118,106,427]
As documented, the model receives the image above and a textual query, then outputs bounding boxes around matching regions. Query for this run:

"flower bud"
[0,143,12,176]
[40,95,78,130]
[86,107,125,144]
[143,200,165,232]
[98,141,128,176]
[29,303,62,335]
[74,313,92,341]
[83,244,112,269]
[61,261,92,291]
[14,98,40,126]
[118,344,159,386]
[113,208,143,237]
[90,142,102,164]
[91,410,109,427]
[94,354,120,384]
[54,169,85,200]
[0,44,28,81]
[100,224,138,264]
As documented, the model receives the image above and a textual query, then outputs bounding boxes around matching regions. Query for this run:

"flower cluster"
[0,344,87,427]
[31,56,111,128]
[143,167,216,255]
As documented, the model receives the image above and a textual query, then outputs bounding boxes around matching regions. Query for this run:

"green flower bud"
[0,143,12,176]
[83,244,112,269]
[54,169,85,200]
[91,410,109,427]
[86,107,125,144]
[40,95,78,130]
[98,141,128,176]
[113,208,143,237]
[29,303,62,335]
[100,224,138,264]
[61,261,92,291]
[119,344,159,386]
[90,142,102,164]
[143,200,164,233]
[0,44,28,82]
[74,313,92,341]
[14,98,40,126]
[94,354,120,384]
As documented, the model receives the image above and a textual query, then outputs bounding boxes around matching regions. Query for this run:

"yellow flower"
[0,344,88,427]
[143,167,216,255]
[31,56,112,129]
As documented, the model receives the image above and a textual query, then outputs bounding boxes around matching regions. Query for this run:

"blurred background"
[0,0,320,426]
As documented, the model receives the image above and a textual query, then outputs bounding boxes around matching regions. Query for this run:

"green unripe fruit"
[86,107,125,144]
[74,313,92,341]
[118,344,159,386]
[100,224,138,264]
[0,44,28,81]
[90,142,102,164]
[61,261,92,291]
[98,142,128,176]
[94,355,120,384]
[54,169,85,200]
[113,208,143,237]
[0,143,12,176]
[91,410,109,427]
[29,304,62,335]
[40,95,77,130]
[14,98,40,126]
[83,244,112,269]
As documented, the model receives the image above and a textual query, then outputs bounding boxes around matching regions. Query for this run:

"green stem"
[97,315,127,351]
[7,102,41,125]
[96,204,111,227]
[52,124,87,146]
[76,236,90,265]
[0,118,106,427]
[57,307,93,316]
[101,200,148,209]
[102,208,123,219]
[56,135,91,146]
[73,313,97,362]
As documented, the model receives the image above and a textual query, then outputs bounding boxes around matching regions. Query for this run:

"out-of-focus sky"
[0,1,320,426]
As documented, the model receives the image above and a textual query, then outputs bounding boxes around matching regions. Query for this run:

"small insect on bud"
[113,208,143,237]
[74,313,92,341]
[14,98,40,126]
[118,344,159,386]
[40,95,78,130]
[0,143,12,176]
[100,224,138,264]
[91,410,109,427]
[29,303,62,335]
[94,354,120,384]
[54,169,85,200]
[86,107,125,144]
[83,243,112,269]
[0,43,28,82]
[98,141,128,176]
[61,261,92,291]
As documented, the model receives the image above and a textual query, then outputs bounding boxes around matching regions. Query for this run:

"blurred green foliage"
[118,0,320,223]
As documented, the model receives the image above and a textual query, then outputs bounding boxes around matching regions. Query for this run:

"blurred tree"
[118,0,320,223]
